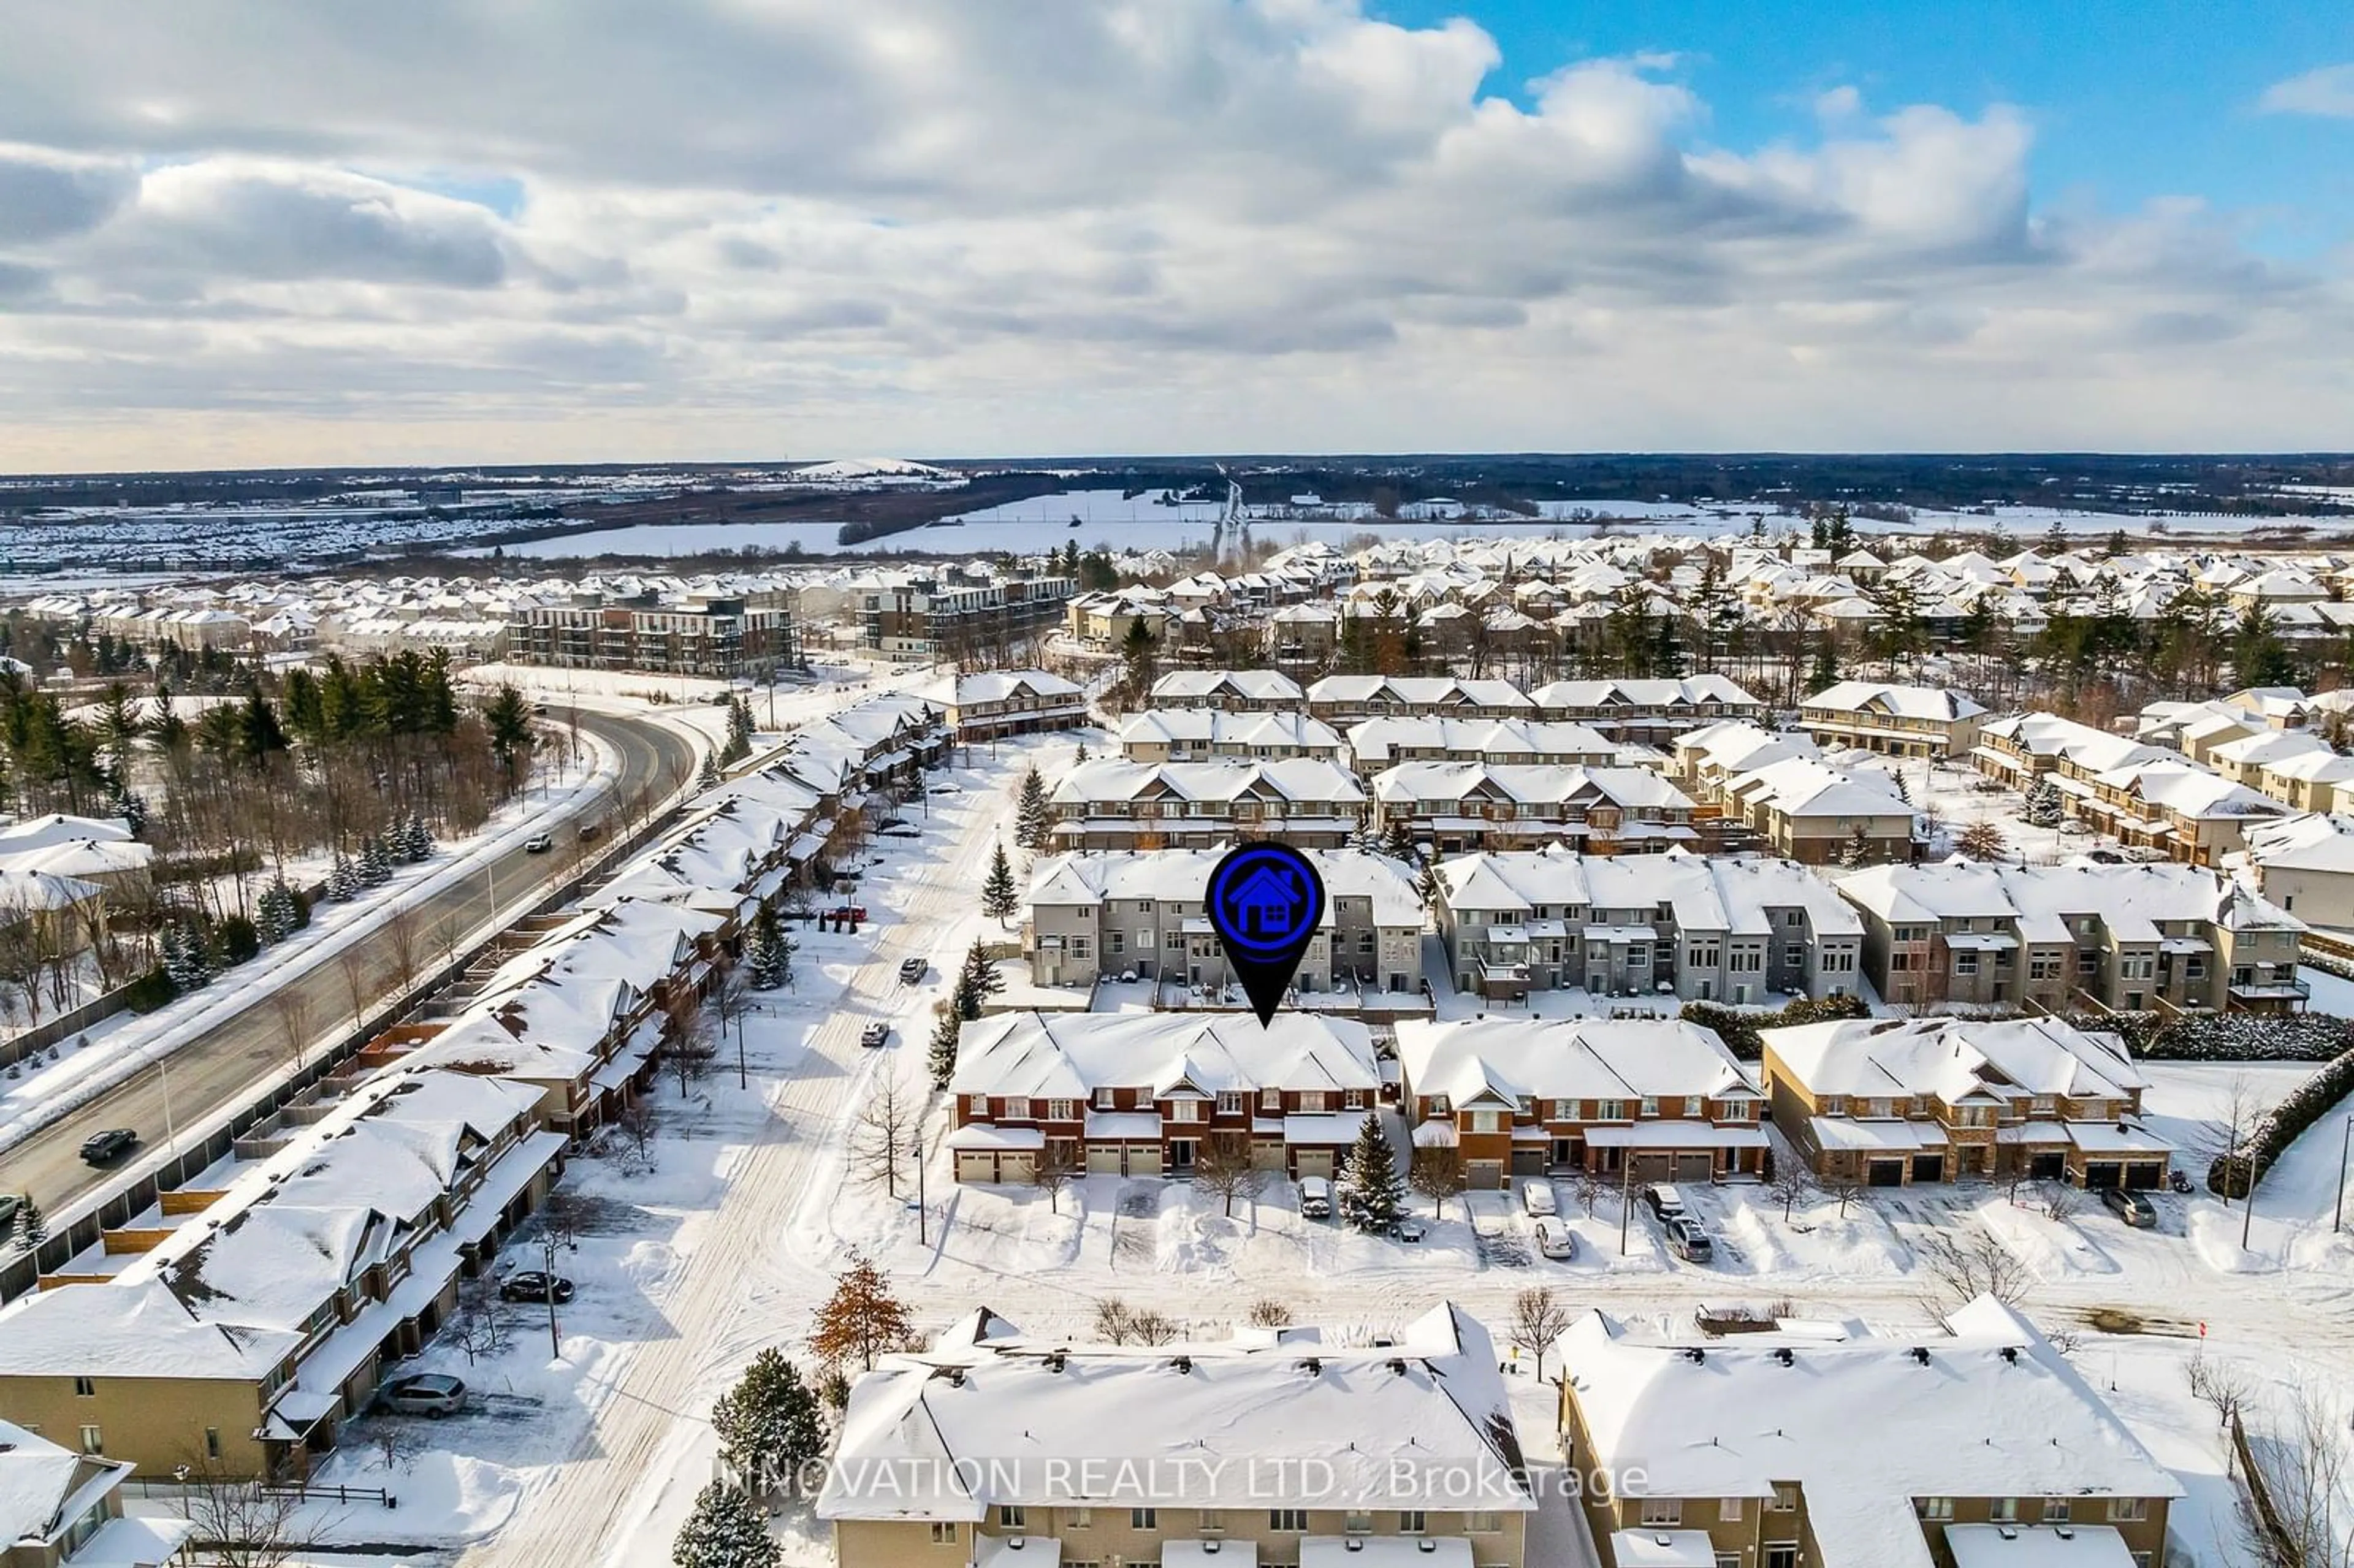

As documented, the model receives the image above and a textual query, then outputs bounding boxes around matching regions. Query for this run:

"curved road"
[0,710,699,1222]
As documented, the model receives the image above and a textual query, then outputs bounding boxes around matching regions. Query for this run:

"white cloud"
[0,0,2342,465]
[2258,63,2354,118]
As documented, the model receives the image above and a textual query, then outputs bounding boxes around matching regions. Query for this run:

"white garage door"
[957,1152,998,1183]
[1087,1146,1124,1175]
[1128,1148,1164,1177]
[1293,1149,1335,1179]
[1000,1154,1035,1184]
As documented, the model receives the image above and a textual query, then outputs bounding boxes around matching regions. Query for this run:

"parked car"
[1664,1216,1714,1262]
[498,1272,575,1304]
[1533,1216,1577,1260]
[79,1128,139,1166]
[897,957,928,984]
[931,784,963,795]
[576,820,602,840]
[1298,1176,1333,1219]
[859,1022,891,1049]
[1640,1183,1687,1222]
[1391,1216,1427,1243]
[0,1193,19,1234]
[2168,1170,2195,1194]
[2057,820,2090,836]
[2102,1187,2159,1228]
[1520,1180,1557,1217]
[829,905,870,924]
[524,832,554,854]
[380,1372,467,1418]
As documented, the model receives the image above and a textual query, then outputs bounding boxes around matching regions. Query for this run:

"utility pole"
[543,1233,562,1360]
[736,1007,748,1091]
[2336,1114,2351,1235]
[2242,1150,2260,1251]
[915,1131,928,1247]
[1619,1154,1632,1256]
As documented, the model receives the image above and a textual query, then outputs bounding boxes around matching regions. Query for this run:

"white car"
[1298,1176,1333,1219]
[1532,1216,1577,1260]
[1520,1179,1558,1217]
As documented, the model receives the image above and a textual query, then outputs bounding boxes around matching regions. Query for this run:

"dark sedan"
[498,1271,576,1304]
[79,1128,140,1166]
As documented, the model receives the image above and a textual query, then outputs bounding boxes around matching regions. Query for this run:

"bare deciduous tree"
[1767,1158,1816,1221]
[1570,1165,1606,1217]
[267,986,316,1069]
[1826,1174,1865,1217]
[1917,1227,2032,1314]
[381,904,424,993]
[851,1075,918,1199]
[1407,1143,1467,1220]
[175,1454,326,1568]
[1509,1287,1572,1380]
[1129,1309,1179,1345]
[614,1098,658,1174]
[2236,1380,2353,1568]
[1246,1298,1290,1329]
[447,1274,515,1365]
[1192,1131,1263,1218]
[337,945,373,1029]
[2193,1073,2268,1206]
[2186,1352,2254,1428]
[666,1015,719,1097]
[1094,1297,1136,1344]
[1032,1138,1082,1216]
[2038,1181,2082,1222]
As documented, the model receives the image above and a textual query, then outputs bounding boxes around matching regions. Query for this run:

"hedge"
[2207,1043,2354,1199]
[1682,993,1872,1062]
[2066,1010,2352,1064]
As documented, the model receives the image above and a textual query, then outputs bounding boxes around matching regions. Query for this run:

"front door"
[1170,1140,1197,1176]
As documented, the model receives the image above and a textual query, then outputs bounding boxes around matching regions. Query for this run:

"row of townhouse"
[1797,680,1988,758]
[1835,860,2307,1016]
[818,1304,1536,1568]
[1145,671,1767,741]
[1672,722,1921,865]
[1430,850,1864,1004]
[864,573,1075,662]
[0,1069,567,1481]
[1339,716,1632,773]
[1396,1016,1767,1187]
[1759,1014,2173,1190]
[1047,759,1368,850]
[1973,712,2293,866]
[945,1011,1384,1183]
[1116,709,1349,764]
[926,669,1089,743]
[1368,762,1699,856]
[1560,1296,2180,1568]
[1024,849,1425,1000]
[512,590,795,678]
[2234,810,2354,929]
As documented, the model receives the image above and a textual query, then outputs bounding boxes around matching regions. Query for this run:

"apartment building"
[1025,848,1423,997]
[1343,717,1624,774]
[864,573,1075,662]
[1761,1014,2171,1188]
[1558,1298,2179,1568]
[0,1416,191,1568]
[1145,669,1307,712]
[1116,710,1347,764]
[513,590,793,678]
[929,669,1087,742]
[1430,850,1862,1004]
[1835,861,2306,1015]
[1369,763,1697,856]
[0,1070,564,1479]
[1305,675,1538,725]
[1047,758,1367,851]
[947,1011,1383,1181]
[818,1303,1534,1568]
[1799,681,1988,758]
[1527,676,1766,742]
[1395,1017,1766,1186]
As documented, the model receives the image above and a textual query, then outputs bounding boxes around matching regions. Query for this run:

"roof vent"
[1171,1355,1193,1374]
[1417,1542,1438,1555]
[1345,1542,1365,1555]
[1045,1351,1066,1373]
[1654,1536,1674,1549]
[1773,1347,1794,1367]
[2055,1528,2074,1541]
[1007,1539,1025,1552]
[1683,1347,1706,1364]
[2000,1346,2019,1365]
[1299,1357,1323,1376]
[948,1368,966,1388]
[1205,1543,1222,1556]
[1388,1358,1409,1376]
[1910,1347,1931,1366]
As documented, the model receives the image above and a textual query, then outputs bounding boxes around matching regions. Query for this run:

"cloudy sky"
[1,0,2349,472]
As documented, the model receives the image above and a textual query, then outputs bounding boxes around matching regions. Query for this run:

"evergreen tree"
[1014,767,1051,850]
[257,879,299,945]
[1338,1114,1404,1233]
[406,812,436,861]
[360,835,393,886]
[725,696,756,764]
[163,921,212,992]
[1073,740,1089,763]
[981,843,1019,924]
[745,905,791,990]
[1838,824,1870,869]
[671,1480,780,1568]
[698,752,723,793]
[329,853,360,902]
[482,683,535,784]
[14,1192,45,1249]
[928,1006,962,1090]
[1807,636,1840,695]
[709,1350,826,1499]
[2022,777,2063,829]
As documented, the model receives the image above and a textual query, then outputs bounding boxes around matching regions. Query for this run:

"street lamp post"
[543,1233,562,1360]
[2336,1114,2352,1234]
[915,1131,927,1247]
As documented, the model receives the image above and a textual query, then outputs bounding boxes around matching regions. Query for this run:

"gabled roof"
[1397,1016,1761,1106]
[1761,1014,2149,1103]
[952,1012,1381,1100]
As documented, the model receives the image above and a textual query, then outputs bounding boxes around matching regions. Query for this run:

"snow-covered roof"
[1118,709,1344,755]
[1053,758,1366,809]
[1433,849,1860,938]
[1370,762,1693,812]
[1559,1297,2179,1568]
[1802,681,1988,723]
[1834,860,2302,943]
[1760,1014,2150,1106]
[1343,717,1623,768]
[953,1011,1381,1102]
[1395,1016,1761,1109]
[818,1303,1532,1521]
[1028,848,1422,928]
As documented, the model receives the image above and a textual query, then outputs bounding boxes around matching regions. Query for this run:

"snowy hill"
[787,457,962,488]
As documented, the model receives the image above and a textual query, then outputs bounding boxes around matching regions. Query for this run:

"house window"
[1919,1498,1954,1521]
[1298,1092,1326,1113]
[1095,1087,1118,1110]
[1771,1485,1799,1512]
[79,1425,102,1455]
[970,1095,988,1115]
[1216,1092,1245,1116]
[1006,1097,1032,1121]
[1271,1510,1309,1533]
[1683,1097,1704,1117]
[1108,931,1126,955]
[932,1523,959,1544]
[1167,931,1186,950]
[1767,1550,1799,1568]
[1168,1100,1202,1123]
[1721,1498,1744,1521]
[1990,1498,2018,1523]
[1430,1095,1450,1115]
[1596,1099,1625,1121]
[1470,1109,1503,1135]
[73,1377,94,1397]
[1344,1511,1374,1534]
[1344,1090,1365,1110]
[2108,1499,2149,1523]
[1068,1509,1093,1530]
[1132,1509,1158,1531]
[205,1427,221,1459]
[1400,1511,1427,1534]
[1955,952,1978,976]
[1195,1512,1219,1532]
[1000,1507,1027,1529]
[2044,1499,2071,1523]
[1262,1089,1282,1112]
[1048,1100,1076,1121]
[1639,1501,1680,1527]
[1070,937,1091,959]
[1552,1100,1572,1120]
[1466,1512,1501,1534]
[1639,1097,1659,1117]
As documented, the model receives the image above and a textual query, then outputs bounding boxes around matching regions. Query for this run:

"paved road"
[0,711,699,1219]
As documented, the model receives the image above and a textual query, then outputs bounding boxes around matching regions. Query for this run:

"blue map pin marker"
[1206,843,1326,1028]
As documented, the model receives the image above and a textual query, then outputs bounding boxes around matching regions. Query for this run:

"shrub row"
[1681,992,1872,1062]
[2207,1043,2354,1199]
